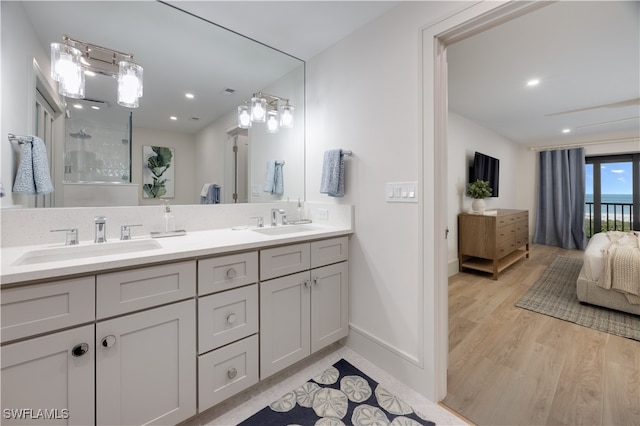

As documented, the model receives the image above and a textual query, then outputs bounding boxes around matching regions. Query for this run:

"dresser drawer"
[96,261,196,319]
[496,223,515,244]
[198,252,258,296]
[198,284,258,354]
[260,243,311,280]
[497,239,517,258]
[198,334,259,411]
[1,277,95,343]
[311,237,348,268]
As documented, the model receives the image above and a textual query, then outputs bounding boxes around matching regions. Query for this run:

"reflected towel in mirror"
[12,136,54,195]
[320,149,345,197]
[200,183,220,204]
[264,160,284,195]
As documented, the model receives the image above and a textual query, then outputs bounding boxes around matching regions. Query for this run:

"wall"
[0,2,55,209]
[446,111,521,274]
[305,1,472,400]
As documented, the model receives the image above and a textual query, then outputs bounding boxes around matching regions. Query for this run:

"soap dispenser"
[162,200,176,233]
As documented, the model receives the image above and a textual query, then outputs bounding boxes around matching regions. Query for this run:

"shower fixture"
[69,129,92,139]
[51,35,143,108]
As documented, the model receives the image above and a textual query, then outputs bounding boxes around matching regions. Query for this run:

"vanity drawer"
[260,243,311,280]
[198,252,258,296]
[96,261,196,319]
[198,334,259,411]
[311,237,349,268]
[1,277,95,343]
[198,284,258,354]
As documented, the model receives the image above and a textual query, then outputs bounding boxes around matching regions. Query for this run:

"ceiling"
[447,1,640,148]
[22,1,639,147]
[177,0,639,148]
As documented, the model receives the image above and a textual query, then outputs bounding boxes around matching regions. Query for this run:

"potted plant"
[466,179,492,213]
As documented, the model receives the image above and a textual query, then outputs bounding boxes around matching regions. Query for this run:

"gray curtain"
[533,148,586,250]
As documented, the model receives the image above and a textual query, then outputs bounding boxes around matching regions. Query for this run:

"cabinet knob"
[226,267,237,280]
[101,335,116,348]
[71,343,89,357]
[303,280,310,288]
[227,367,238,380]
[226,313,237,325]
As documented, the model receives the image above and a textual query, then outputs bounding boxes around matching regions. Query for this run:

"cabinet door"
[96,300,196,426]
[1,325,94,426]
[259,271,311,379]
[311,262,349,352]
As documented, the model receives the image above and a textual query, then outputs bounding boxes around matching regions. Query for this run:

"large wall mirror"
[1,1,305,208]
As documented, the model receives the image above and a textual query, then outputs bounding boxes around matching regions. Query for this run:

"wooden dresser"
[458,209,529,279]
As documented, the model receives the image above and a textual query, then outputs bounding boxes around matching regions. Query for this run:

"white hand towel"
[12,136,54,195]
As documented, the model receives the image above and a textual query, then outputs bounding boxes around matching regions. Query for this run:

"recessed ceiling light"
[91,106,100,110]
[170,116,177,121]
[185,93,194,99]
[562,128,571,133]
[73,104,83,109]
[527,78,540,87]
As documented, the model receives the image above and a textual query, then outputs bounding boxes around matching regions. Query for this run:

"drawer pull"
[313,277,319,286]
[226,268,237,280]
[71,343,89,357]
[226,313,237,325]
[303,280,310,288]
[228,367,238,380]
[101,335,116,348]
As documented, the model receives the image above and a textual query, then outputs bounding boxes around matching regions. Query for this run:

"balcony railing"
[585,202,634,237]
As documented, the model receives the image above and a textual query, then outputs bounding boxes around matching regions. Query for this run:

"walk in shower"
[64,106,132,183]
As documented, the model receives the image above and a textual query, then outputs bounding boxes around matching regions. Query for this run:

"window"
[585,153,640,237]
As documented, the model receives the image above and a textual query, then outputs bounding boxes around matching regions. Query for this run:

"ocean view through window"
[585,154,639,237]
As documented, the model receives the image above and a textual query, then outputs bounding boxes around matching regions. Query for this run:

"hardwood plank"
[444,243,640,426]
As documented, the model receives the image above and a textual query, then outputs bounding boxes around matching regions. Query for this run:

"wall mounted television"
[469,152,500,197]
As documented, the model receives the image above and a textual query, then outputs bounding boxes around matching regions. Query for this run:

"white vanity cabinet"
[1,277,95,426]
[260,237,349,379]
[96,299,196,426]
[197,252,260,412]
[1,261,197,426]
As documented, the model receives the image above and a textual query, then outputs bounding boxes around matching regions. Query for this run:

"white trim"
[348,324,421,365]
[529,137,640,151]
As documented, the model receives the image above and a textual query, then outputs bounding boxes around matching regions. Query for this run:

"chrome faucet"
[270,208,287,226]
[94,216,107,243]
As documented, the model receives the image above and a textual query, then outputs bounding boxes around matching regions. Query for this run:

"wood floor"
[443,244,640,426]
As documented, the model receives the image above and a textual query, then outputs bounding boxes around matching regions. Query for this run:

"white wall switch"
[385,181,419,203]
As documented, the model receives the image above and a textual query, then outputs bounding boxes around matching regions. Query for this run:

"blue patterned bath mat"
[238,358,435,426]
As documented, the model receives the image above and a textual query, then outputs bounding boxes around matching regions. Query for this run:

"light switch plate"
[385,181,418,203]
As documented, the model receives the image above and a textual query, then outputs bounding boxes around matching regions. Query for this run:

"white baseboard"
[448,259,459,277]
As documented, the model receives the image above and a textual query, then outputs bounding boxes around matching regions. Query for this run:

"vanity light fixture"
[238,92,294,133]
[50,35,143,108]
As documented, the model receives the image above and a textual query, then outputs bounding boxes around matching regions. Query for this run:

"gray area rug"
[515,256,640,341]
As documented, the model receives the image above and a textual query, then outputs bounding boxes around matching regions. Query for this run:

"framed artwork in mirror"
[143,145,174,199]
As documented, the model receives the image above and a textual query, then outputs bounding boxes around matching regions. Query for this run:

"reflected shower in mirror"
[1,1,305,208]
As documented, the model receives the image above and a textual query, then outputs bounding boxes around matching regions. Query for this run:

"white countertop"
[1,224,352,286]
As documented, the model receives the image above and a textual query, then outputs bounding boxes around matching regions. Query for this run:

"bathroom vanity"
[0,221,351,425]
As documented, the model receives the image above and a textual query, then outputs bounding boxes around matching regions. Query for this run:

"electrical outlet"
[317,208,329,220]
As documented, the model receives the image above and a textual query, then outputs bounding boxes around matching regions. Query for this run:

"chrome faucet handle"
[250,216,264,228]
[94,216,107,243]
[120,224,143,240]
[270,208,286,226]
[50,228,79,246]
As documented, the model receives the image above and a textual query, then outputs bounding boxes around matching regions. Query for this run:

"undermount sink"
[252,225,319,236]
[13,239,162,266]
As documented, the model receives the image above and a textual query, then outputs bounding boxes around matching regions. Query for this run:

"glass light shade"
[237,105,252,129]
[251,96,267,122]
[117,61,143,108]
[266,110,280,133]
[50,42,82,82]
[58,68,85,99]
[280,104,295,128]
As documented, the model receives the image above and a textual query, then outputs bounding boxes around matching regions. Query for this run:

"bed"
[577,231,640,315]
